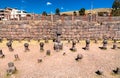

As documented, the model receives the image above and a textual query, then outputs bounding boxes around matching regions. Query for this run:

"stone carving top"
[40,42,44,47]
[6,42,12,47]
[103,39,107,44]
[56,30,62,36]
[8,62,14,67]
[24,43,29,47]
[0,50,3,54]
[86,39,90,44]
[72,40,76,46]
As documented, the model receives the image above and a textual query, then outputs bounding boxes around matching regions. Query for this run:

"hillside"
[61,8,112,15]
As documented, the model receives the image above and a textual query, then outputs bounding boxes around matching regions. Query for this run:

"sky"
[0,0,114,14]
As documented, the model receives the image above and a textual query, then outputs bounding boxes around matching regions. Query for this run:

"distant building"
[0,8,11,20]
[0,7,32,20]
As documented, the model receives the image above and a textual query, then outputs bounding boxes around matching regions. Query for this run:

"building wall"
[0,8,29,20]
[10,9,27,20]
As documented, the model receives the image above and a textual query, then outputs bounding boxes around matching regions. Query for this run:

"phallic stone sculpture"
[7,62,17,75]
[46,50,51,55]
[24,43,30,52]
[14,54,20,61]
[70,40,77,51]
[75,54,83,61]
[112,39,117,49]
[94,38,98,43]
[53,30,63,52]
[0,50,5,58]
[112,67,120,74]
[95,70,103,75]
[0,37,2,43]
[99,39,108,50]
[40,42,44,51]
[6,42,14,51]
[38,58,42,63]
[82,39,90,50]
[44,37,49,43]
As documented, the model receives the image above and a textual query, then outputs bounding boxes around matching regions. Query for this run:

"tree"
[79,8,85,16]
[42,11,47,16]
[112,0,120,10]
[55,8,60,15]
[73,11,77,16]
[111,0,120,16]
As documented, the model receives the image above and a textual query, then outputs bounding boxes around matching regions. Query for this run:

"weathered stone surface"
[112,67,120,74]
[54,42,63,51]
[44,36,49,43]
[94,38,98,43]
[112,39,117,49]
[68,39,71,43]
[0,18,120,40]
[70,40,77,51]
[6,41,14,51]
[14,54,20,61]
[82,39,90,50]
[0,50,5,58]
[75,54,83,61]
[7,62,17,75]
[40,42,44,51]
[38,58,42,63]
[54,42,59,51]
[46,50,51,55]
[99,39,108,50]
[53,29,63,51]
[63,52,66,55]
[0,37,2,43]
[95,70,103,75]
[24,43,30,52]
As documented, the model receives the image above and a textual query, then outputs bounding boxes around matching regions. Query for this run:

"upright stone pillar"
[0,50,5,58]
[112,67,120,74]
[99,39,107,50]
[40,42,44,51]
[82,39,90,50]
[6,42,14,51]
[53,30,63,52]
[70,40,77,51]
[44,36,49,43]
[14,54,20,61]
[102,39,107,49]
[7,62,17,75]
[24,43,30,52]
[94,38,98,43]
[112,39,117,49]
[0,37,2,43]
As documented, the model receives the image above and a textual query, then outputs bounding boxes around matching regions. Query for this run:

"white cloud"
[46,2,52,6]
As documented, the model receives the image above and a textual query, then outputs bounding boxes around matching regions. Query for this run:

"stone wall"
[6,15,120,22]
[0,18,120,40]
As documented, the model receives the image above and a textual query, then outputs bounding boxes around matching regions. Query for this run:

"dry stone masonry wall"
[0,17,120,40]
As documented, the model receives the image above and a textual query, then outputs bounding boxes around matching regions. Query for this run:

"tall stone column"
[82,39,90,50]
[53,30,63,52]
